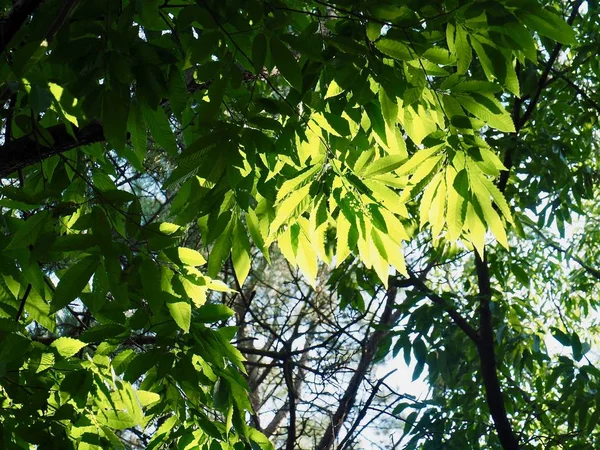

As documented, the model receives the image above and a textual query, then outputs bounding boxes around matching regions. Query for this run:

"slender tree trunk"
[475,253,519,450]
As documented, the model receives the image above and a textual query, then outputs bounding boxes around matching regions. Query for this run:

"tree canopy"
[1,0,599,448]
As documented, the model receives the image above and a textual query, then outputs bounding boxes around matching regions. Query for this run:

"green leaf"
[80,324,127,343]
[375,38,413,60]
[103,89,130,152]
[270,37,302,91]
[469,163,508,248]
[419,172,442,230]
[51,337,87,358]
[455,25,472,75]
[367,21,382,41]
[455,93,516,133]
[166,298,191,333]
[0,333,31,363]
[143,104,178,156]
[127,100,147,169]
[429,173,447,239]
[208,219,233,278]
[477,173,514,225]
[276,165,321,203]
[246,209,269,260]
[422,47,456,65]
[364,179,408,218]
[52,256,100,312]
[407,154,443,186]
[6,210,50,250]
[449,81,502,94]
[248,428,275,450]
[402,106,439,145]
[550,327,571,346]
[335,211,352,267]
[379,89,398,128]
[465,199,486,256]
[168,67,187,117]
[196,303,235,323]
[252,33,267,74]
[571,332,583,361]
[232,218,252,286]
[519,8,576,45]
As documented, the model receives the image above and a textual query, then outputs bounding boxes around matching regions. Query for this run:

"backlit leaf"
[232,218,252,286]
[166,298,191,333]
[51,337,87,358]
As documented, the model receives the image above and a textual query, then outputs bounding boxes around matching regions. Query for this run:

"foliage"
[0,0,599,449]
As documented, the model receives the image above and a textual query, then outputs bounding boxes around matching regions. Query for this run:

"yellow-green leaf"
[403,105,438,145]
[455,25,472,75]
[270,183,311,235]
[178,247,207,266]
[276,165,321,202]
[370,228,390,287]
[380,232,408,276]
[466,200,486,256]
[166,298,191,333]
[429,174,447,239]
[297,219,318,287]
[397,145,444,176]
[335,212,351,267]
[363,155,406,178]
[455,93,516,133]
[419,172,442,229]
[478,174,514,225]
[445,167,467,241]
[325,79,344,99]
[409,154,443,186]
[51,337,87,358]
[363,179,408,217]
[232,218,252,286]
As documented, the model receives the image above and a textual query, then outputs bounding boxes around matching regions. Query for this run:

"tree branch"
[474,252,519,450]
[498,0,583,193]
[517,1,583,131]
[316,281,399,450]
[337,369,397,450]
[523,219,600,281]
[394,274,479,342]
[0,121,105,178]
[15,283,32,322]
[0,0,45,54]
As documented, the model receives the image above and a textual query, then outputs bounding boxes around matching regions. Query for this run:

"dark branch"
[474,253,519,450]
[498,0,583,193]
[394,274,479,342]
[517,0,583,131]
[0,0,45,53]
[15,284,32,322]
[0,121,105,179]
[316,281,399,450]
[337,369,397,450]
